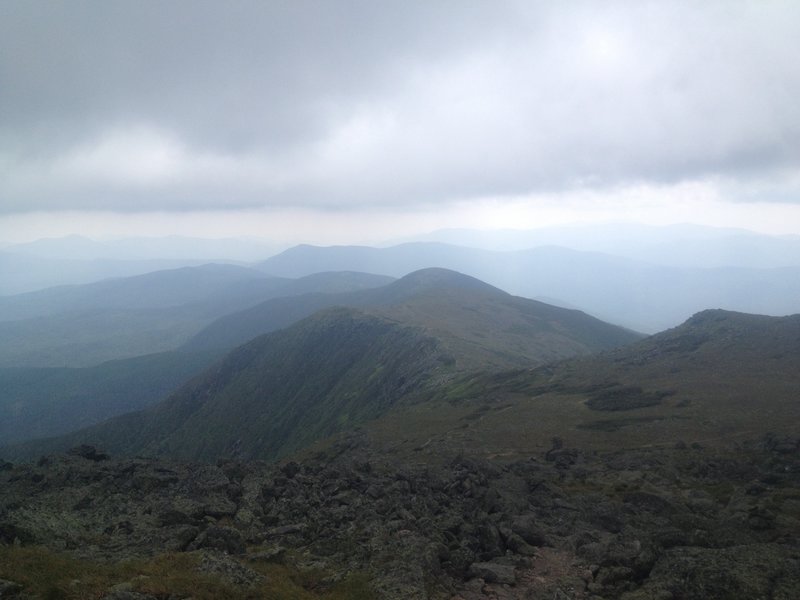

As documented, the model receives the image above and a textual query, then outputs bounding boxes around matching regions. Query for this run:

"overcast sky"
[1,0,799,244]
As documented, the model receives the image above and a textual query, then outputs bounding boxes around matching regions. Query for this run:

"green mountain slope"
[148,308,449,461]
[5,270,642,462]
[370,269,642,371]
[10,308,451,461]
[366,309,800,462]
[0,271,397,445]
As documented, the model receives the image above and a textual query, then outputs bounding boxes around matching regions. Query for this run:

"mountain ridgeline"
[183,267,641,365]
[0,265,393,368]
[4,269,641,461]
[257,242,800,332]
[378,309,800,461]
[13,308,449,461]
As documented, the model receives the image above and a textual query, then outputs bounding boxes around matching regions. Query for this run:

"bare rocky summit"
[1,431,798,599]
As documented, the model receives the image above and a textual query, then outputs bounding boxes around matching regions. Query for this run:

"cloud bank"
[1,0,799,215]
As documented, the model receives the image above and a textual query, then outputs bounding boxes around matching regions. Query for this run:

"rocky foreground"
[1,434,799,599]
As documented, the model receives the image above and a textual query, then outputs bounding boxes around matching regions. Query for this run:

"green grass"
[0,546,373,600]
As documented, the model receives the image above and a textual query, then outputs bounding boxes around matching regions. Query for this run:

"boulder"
[468,562,516,585]
[68,445,109,461]
[0,579,22,597]
[188,526,246,555]
[196,551,264,586]
[511,514,550,547]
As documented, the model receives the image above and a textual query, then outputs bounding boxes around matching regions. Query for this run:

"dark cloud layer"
[1,0,799,213]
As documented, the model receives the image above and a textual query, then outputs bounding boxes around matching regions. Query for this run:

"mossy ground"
[0,546,373,600]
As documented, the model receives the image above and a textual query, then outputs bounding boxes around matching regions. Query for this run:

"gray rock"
[639,544,800,599]
[0,578,22,597]
[468,561,516,585]
[196,551,264,586]
[248,545,286,563]
[201,493,237,518]
[266,523,306,537]
[101,592,157,600]
[68,445,109,462]
[498,526,536,556]
[188,526,246,555]
[511,514,550,547]
[162,525,200,552]
[476,522,504,557]
[2,436,799,600]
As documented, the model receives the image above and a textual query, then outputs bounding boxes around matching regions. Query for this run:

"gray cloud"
[1,0,799,213]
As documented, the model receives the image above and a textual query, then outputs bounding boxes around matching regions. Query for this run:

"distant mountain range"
[0,269,395,444]
[6,296,798,469]
[183,267,640,362]
[258,242,800,332]
[398,223,800,268]
[5,223,799,296]
[0,236,283,296]
[4,258,798,453]
[2,224,798,448]
[0,252,226,296]
[12,224,796,269]
[3,269,640,457]
[0,265,392,367]
[0,263,271,321]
